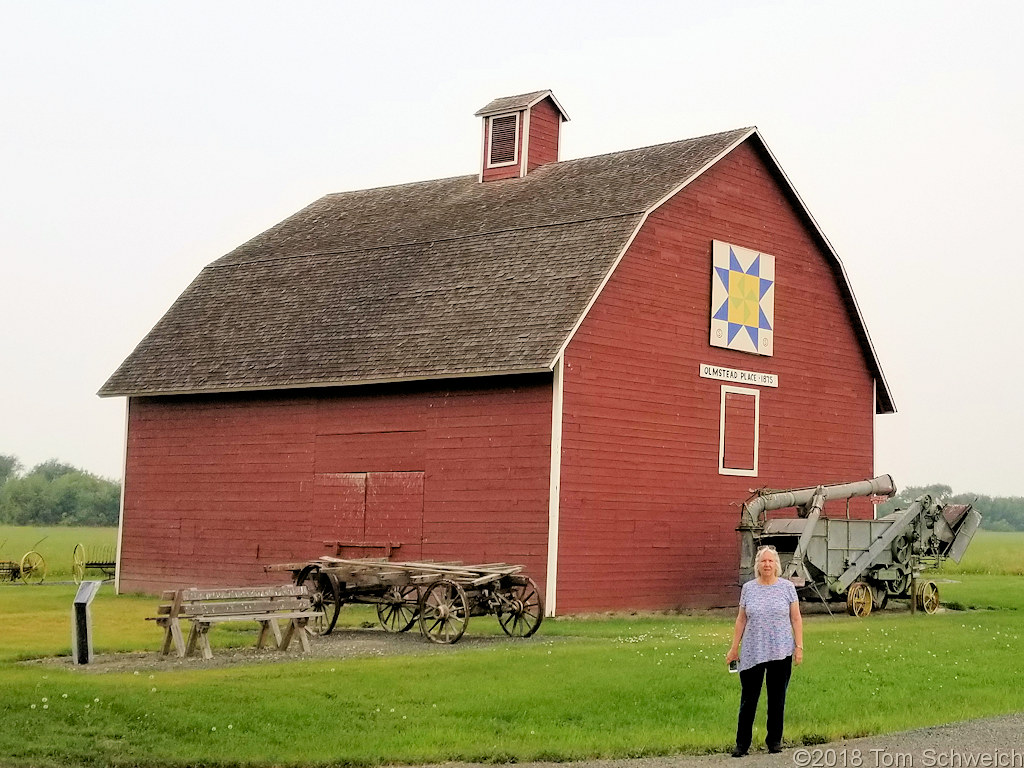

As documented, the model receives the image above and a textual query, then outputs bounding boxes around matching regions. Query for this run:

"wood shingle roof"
[98,125,894,413]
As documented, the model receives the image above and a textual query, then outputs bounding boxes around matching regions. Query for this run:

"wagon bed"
[266,556,543,644]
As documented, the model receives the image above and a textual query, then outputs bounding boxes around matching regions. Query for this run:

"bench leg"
[158,619,173,656]
[186,622,214,660]
[170,619,186,658]
[279,619,296,651]
[296,618,312,653]
[158,617,185,657]
[256,619,283,650]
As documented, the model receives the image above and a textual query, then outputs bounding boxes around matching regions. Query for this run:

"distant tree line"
[0,454,120,527]
[875,483,1024,532]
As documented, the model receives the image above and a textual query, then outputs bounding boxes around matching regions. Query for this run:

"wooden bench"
[150,585,322,660]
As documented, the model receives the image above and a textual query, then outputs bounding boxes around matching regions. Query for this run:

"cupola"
[475,90,570,182]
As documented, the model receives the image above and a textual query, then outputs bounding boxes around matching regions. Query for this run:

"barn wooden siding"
[525,97,561,173]
[556,140,875,612]
[119,375,552,594]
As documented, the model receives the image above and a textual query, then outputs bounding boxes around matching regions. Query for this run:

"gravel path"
[416,713,1024,768]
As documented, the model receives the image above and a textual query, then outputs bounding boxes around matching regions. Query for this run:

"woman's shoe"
[768,744,783,754]
[732,747,749,758]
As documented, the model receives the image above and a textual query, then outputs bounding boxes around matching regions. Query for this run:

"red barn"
[100,90,894,613]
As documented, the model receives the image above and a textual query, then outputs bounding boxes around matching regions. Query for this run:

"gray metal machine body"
[738,475,982,605]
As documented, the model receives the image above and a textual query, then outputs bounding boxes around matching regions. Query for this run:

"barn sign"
[699,364,778,388]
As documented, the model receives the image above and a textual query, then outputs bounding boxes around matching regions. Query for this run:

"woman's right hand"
[726,647,739,663]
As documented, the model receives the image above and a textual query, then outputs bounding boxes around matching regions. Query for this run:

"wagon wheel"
[496,577,544,638]
[377,585,419,633]
[297,564,341,635]
[846,581,872,617]
[914,580,940,615]
[418,578,469,644]
[19,551,46,585]
[73,543,87,584]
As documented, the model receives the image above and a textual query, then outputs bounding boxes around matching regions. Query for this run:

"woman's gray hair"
[754,546,782,577]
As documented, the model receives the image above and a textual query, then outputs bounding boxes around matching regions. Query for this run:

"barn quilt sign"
[710,240,775,356]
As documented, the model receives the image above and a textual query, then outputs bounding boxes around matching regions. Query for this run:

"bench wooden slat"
[188,599,312,617]
[182,585,306,601]
[194,610,321,624]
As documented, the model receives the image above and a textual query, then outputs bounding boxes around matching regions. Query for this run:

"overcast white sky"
[2,1,1022,496]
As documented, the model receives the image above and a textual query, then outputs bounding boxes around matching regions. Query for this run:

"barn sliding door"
[311,471,424,559]
[312,431,425,559]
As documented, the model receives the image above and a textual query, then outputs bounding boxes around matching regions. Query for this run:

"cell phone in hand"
[728,660,739,673]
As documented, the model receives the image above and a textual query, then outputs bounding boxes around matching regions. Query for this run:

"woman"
[725,545,803,757]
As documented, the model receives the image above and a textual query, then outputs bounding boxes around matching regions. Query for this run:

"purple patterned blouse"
[738,578,798,671]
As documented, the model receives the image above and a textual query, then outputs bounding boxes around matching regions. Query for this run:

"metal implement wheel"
[846,581,873,617]
[890,567,911,597]
[73,543,86,584]
[297,564,341,635]
[496,577,544,638]
[915,580,940,614]
[19,551,46,585]
[377,585,419,632]
[418,578,469,644]
[890,533,912,566]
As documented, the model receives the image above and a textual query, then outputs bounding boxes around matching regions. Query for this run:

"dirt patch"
[24,627,562,674]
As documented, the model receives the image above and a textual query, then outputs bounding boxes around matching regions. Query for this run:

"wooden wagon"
[0,540,46,584]
[267,557,543,644]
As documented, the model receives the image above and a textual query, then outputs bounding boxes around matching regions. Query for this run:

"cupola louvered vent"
[488,114,518,166]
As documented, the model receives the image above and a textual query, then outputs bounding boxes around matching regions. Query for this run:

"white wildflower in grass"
[228,725,232,730]
[41,697,47,703]
[43,705,48,710]
[211,727,216,732]
[151,688,157,693]
[31,704,36,709]
[62,694,67,699]
[94,698,100,703]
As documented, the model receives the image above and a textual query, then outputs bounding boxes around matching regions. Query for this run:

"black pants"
[735,656,793,750]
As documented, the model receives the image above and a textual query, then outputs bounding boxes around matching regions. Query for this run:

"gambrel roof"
[99,127,895,413]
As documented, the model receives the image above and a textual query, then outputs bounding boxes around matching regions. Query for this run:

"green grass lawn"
[938,529,1024,575]
[0,531,1020,767]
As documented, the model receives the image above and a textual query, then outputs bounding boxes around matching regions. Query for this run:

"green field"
[0,525,116,581]
[938,530,1024,575]
[0,531,1021,767]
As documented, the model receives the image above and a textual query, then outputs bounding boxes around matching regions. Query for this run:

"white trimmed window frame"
[718,385,760,477]
[486,112,520,168]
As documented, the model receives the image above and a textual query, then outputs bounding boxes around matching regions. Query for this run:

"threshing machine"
[738,475,981,616]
